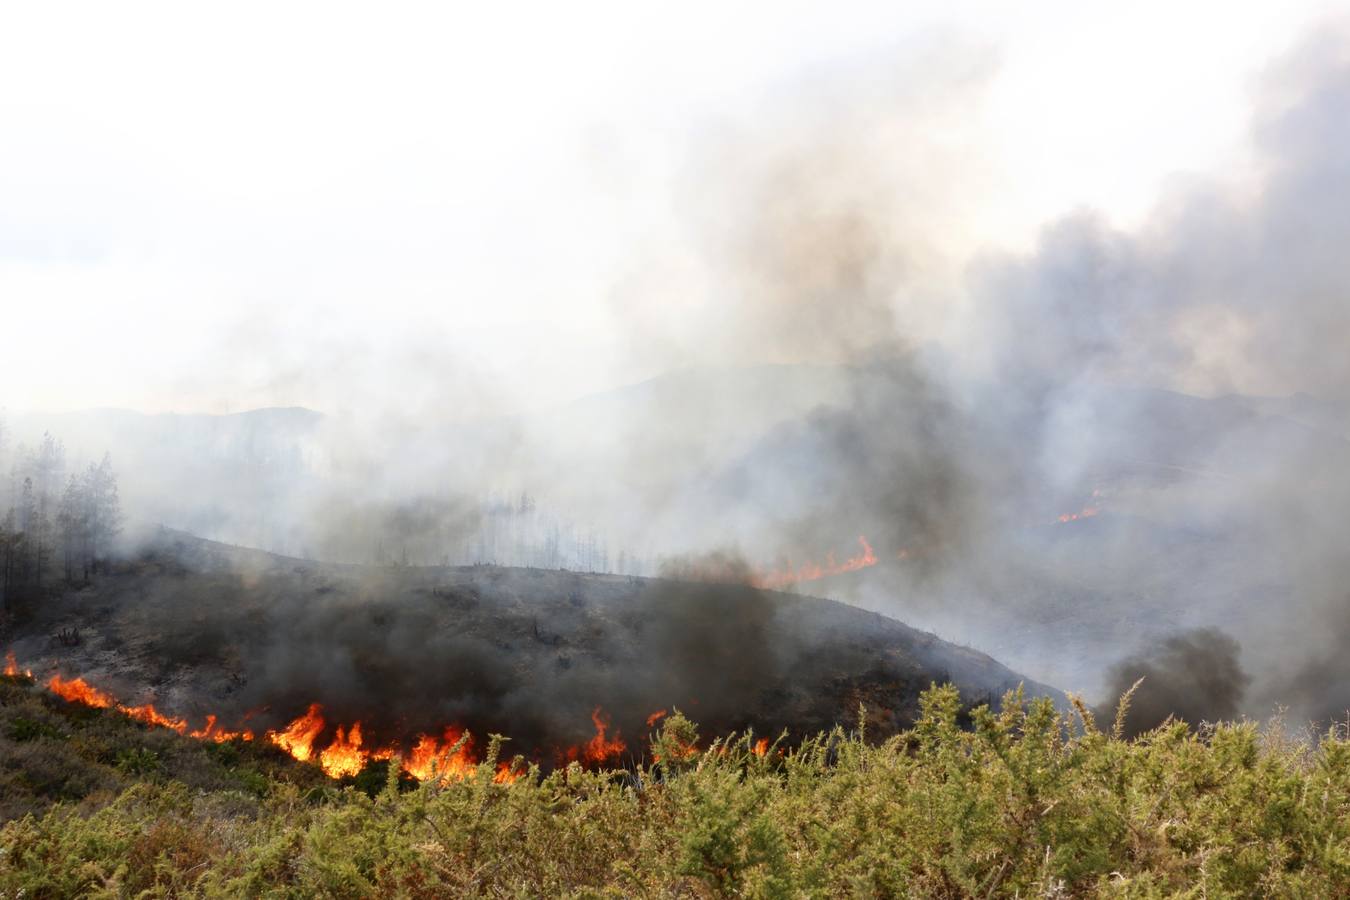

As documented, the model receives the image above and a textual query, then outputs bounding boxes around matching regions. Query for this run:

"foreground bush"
[1,684,1347,897]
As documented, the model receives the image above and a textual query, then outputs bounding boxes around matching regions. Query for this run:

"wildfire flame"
[4,650,32,679]
[583,707,625,763]
[318,722,366,778]
[403,727,477,782]
[189,714,254,743]
[563,707,625,765]
[268,703,326,762]
[121,702,189,733]
[40,671,535,782]
[752,535,878,590]
[39,665,739,783]
[1056,489,1105,524]
[1056,506,1100,524]
[47,674,116,708]
[46,672,256,743]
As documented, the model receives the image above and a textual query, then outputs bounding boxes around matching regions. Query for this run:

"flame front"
[42,668,634,784]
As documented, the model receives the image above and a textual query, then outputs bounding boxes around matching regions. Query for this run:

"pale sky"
[0,1,1340,415]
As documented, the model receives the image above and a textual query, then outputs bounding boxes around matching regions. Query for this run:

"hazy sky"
[0,1,1339,415]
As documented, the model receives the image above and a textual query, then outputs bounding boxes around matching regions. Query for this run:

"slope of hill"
[4,530,1060,769]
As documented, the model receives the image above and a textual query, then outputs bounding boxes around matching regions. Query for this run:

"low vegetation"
[1,674,1346,898]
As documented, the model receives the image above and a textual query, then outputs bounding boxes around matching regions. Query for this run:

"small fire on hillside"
[699,505,1105,590]
[47,673,256,742]
[4,651,32,679]
[751,535,878,589]
[1055,489,1105,524]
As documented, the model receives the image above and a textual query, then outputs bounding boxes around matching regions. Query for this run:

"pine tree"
[57,475,87,583]
[82,454,122,576]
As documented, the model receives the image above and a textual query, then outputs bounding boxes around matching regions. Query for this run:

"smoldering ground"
[99,534,1051,759]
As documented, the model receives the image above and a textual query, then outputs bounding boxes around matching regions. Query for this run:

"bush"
[0,685,1346,897]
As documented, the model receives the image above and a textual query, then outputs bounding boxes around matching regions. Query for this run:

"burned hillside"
[4,530,1059,773]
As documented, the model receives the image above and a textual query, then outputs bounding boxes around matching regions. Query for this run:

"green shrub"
[114,747,160,776]
[6,716,64,742]
[0,685,1346,897]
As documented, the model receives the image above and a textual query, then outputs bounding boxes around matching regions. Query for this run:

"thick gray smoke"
[948,27,1350,724]
[596,24,1350,728]
[8,25,1350,737]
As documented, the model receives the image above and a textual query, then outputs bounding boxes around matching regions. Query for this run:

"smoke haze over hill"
[4,12,1350,733]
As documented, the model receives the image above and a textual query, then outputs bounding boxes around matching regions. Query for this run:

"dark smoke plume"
[1097,628,1251,738]
[107,533,1054,762]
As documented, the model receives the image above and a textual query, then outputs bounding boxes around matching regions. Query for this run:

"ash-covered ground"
[5,530,1059,762]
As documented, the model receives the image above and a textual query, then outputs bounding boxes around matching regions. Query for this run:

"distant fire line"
[750,535,878,589]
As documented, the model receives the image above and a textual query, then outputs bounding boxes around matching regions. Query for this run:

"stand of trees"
[0,425,122,612]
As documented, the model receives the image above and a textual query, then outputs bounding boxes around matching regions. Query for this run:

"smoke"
[589,22,1350,728]
[10,22,1350,737]
[1097,628,1251,738]
[609,35,996,372]
[108,537,1050,759]
[948,24,1350,724]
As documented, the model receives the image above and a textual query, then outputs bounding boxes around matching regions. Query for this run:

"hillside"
[3,530,1059,774]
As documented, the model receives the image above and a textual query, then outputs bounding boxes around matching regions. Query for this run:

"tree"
[0,508,14,612]
[57,475,87,583]
[81,454,122,577]
[29,433,64,589]
[16,477,37,588]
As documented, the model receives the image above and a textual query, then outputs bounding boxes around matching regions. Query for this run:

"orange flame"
[4,650,32,679]
[581,707,625,764]
[189,714,254,743]
[267,703,326,762]
[1055,506,1100,524]
[121,702,189,734]
[404,727,478,782]
[318,722,367,778]
[752,536,878,589]
[646,709,668,727]
[40,667,624,785]
[48,674,116,708]
[562,707,625,765]
[48,672,257,742]
[752,738,769,757]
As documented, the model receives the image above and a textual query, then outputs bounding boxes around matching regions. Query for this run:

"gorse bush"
[1,683,1347,897]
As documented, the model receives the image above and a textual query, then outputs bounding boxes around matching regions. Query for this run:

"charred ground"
[3,529,1059,765]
